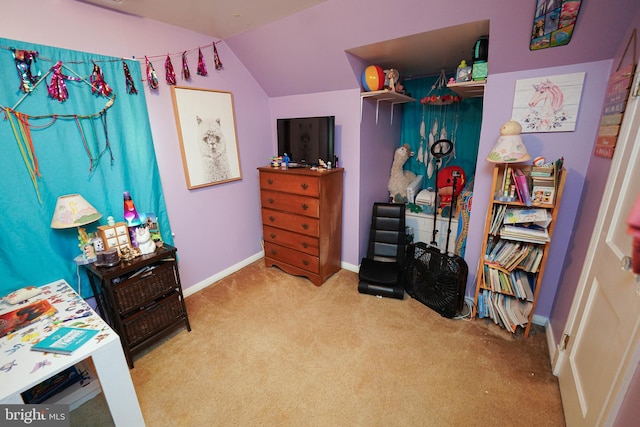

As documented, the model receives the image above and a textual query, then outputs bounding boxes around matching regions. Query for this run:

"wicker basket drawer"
[260,171,319,197]
[123,293,184,346]
[113,262,177,315]
[264,241,319,273]
[261,190,319,217]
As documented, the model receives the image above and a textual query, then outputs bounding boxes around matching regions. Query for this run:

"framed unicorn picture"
[511,72,585,133]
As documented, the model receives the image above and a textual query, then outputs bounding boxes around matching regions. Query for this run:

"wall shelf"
[447,80,486,98]
[360,89,416,124]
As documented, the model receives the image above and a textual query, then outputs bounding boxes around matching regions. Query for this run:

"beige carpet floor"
[72,260,565,426]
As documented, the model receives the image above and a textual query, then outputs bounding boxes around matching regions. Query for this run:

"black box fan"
[405,242,468,318]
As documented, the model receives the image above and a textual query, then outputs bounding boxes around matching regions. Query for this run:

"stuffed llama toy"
[388,144,417,202]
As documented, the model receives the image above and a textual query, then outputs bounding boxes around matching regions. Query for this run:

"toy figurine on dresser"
[135,226,156,255]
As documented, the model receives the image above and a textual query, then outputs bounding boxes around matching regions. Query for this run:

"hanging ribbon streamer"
[11,49,40,93]
[47,61,82,102]
[197,48,207,76]
[145,56,159,89]
[4,109,42,203]
[90,62,113,97]
[212,42,223,70]
[181,51,190,80]
[165,54,176,85]
[122,60,138,94]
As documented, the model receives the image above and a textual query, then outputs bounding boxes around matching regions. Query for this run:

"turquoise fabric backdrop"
[400,75,483,192]
[0,37,172,297]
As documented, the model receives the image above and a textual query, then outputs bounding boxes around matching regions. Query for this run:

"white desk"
[0,279,145,426]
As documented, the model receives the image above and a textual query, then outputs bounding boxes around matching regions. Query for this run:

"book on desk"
[0,299,57,339]
[31,327,99,355]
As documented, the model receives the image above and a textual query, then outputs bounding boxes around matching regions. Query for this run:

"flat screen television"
[276,116,335,167]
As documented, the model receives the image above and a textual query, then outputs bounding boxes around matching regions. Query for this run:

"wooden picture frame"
[170,86,242,189]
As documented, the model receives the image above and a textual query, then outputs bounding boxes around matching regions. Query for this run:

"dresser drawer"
[260,171,319,197]
[261,190,319,217]
[264,241,319,273]
[263,225,319,256]
[261,208,319,237]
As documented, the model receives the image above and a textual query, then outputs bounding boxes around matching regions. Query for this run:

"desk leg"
[91,337,145,426]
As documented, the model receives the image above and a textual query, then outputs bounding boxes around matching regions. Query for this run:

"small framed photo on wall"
[171,86,242,189]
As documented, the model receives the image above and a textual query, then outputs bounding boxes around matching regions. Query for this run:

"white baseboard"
[182,251,264,298]
[341,261,359,273]
[532,314,559,371]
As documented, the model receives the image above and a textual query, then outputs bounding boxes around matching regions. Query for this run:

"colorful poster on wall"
[530,0,582,50]
[593,63,636,158]
[512,72,585,133]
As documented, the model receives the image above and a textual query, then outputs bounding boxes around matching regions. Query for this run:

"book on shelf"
[483,291,533,332]
[500,223,550,243]
[0,299,57,338]
[530,166,554,177]
[532,185,555,204]
[490,204,508,235]
[31,327,99,355]
[510,167,523,203]
[513,168,533,207]
[503,208,549,225]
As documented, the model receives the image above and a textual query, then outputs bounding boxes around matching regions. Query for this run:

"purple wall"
[227,0,637,97]
[465,61,612,317]
[269,90,362,265]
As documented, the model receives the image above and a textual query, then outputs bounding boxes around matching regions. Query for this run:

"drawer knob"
[301,242,308,248]
[302,223,309,230]
[301,183,308,190]
[301,204,308,210]
[270,249,277,255]
[302,260,309,266]
[270,233,276,239]
[267,178,273,185]
[269,216,275,222]
[268,198,274,204]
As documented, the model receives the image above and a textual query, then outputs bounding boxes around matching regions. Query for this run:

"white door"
[556,70,640,426]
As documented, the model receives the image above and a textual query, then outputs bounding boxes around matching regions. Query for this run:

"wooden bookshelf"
[473,163,566,337]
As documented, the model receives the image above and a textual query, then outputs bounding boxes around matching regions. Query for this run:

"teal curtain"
[400,75,483,191]
[0,37,172,297]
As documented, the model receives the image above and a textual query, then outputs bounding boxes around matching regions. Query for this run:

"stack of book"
[530,166,555,204]
[499,207,551,244]
[477,289,534,332]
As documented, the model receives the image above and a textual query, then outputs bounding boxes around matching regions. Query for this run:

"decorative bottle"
[123,191,141,227]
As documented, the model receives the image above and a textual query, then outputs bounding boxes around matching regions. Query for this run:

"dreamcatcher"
[418,70,462,179]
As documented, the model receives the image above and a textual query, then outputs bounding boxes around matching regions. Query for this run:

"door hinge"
[560,333,570,351]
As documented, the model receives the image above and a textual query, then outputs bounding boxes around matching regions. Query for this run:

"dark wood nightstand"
[84,244,191,368]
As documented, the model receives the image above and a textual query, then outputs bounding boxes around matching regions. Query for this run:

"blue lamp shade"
[51,194,102,229]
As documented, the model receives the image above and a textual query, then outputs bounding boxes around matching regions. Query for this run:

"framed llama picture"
[511,72,585,133]
[171,86,242,189]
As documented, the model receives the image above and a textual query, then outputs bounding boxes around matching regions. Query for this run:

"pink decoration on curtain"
[165,54,176,85]
[122,61,138,94]
[145,56,159,90]
[90,62,113,97]
[197,48,207,76]
[181,51,190,80]
[213,42,223,70]
[47,61,81,102]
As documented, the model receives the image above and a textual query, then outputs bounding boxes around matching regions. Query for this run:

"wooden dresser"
[258,166,344,286]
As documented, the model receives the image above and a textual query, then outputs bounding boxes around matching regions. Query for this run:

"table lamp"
[51,194,102,263]
[486,120,531,200]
